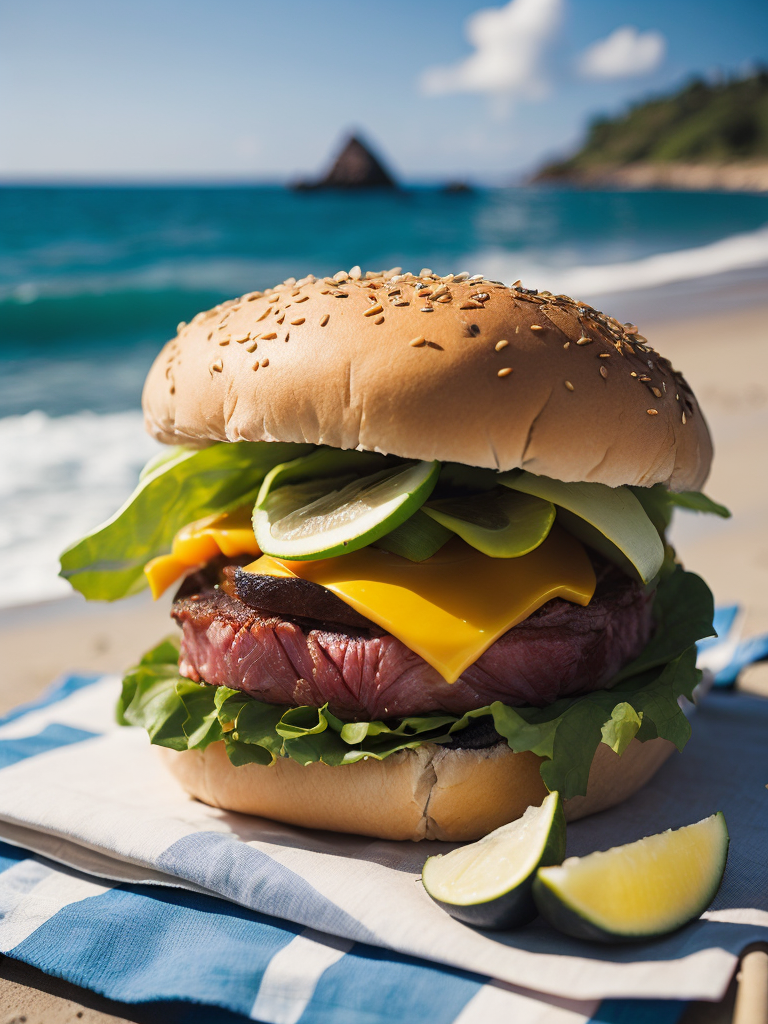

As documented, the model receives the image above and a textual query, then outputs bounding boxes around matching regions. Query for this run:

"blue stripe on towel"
[589,998,687,1024]
[0,723,98,769]
[11,882,303,1017]
[0,672,103,727]
[301,943,484,1024]
[157,831,380,945]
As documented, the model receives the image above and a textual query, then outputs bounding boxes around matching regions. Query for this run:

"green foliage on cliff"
[542,70,768,174]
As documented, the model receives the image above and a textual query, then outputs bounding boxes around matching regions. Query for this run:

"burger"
[60,267,727,841]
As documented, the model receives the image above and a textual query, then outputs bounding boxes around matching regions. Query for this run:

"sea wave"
[0,257,298,343]
[0,410,160,607]
[471,223,768,298]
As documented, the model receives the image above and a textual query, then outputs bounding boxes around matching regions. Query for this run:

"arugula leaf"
[117,568,713,799]
[60,440,311,601]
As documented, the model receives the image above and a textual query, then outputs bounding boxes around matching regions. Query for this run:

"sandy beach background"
[1,278,766,714]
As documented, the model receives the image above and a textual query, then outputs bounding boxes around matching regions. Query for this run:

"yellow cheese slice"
[144,507,261,599]
[244,525,596,683]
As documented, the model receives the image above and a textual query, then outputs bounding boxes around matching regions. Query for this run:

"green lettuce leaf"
[630,485,731,533]
[117,566,714,799]
[60,440,312,601]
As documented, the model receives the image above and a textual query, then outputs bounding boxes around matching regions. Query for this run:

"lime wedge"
[533,812,729,942]
[423,489,555,558]
[253,460,440,560]
[501,471,664,583]
[422,792,566,929]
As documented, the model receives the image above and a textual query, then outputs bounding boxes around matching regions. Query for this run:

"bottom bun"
[158,735,674,842]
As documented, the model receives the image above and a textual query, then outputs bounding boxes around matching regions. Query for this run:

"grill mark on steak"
[171,555,655,720]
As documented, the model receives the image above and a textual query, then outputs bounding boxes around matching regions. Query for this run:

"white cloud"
[577,26,666,80]
[420,0,563,98]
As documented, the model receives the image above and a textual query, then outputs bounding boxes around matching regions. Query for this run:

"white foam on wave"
[0,410,160,608]
[472,223,768,298]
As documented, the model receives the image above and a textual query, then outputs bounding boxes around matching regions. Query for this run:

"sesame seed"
[682,412,687,424]
[393,300,409,306]
[176,321,186,333]
[431,285,449,299]
[246,341,258,352]
[261,332,277,340]
[495,339,509,351]
[233,333,250,344]
[374,316,384,324]
[460,301,483,309]
[207,332,213,340]
[468,274,484,283]
[276,315,285,325]
[498,367,513,377]
[283,278,296,287]
[218,338,230,346]
[256,307,272,322]
[364,304,383,317]
[651,387,662,398]
[598,353,610,358]
[563,341,570,349]
[472,292,490,302]
[599,366,608,379]
[576,336,591,345]
[453,272,470,281]
[294,295,309,303]
[210,359,223,374]
[640,376,652,382]
[419,268,433,278]
[630,371,638,377]
[410,336,426,347]
[437,294,452,303]
[647,409,658,415]
[252,361,259,371]
[290,318,305,326]
[245,292,261,301]
[564,380,574,391]
[268,294,280,303]
[320,314,330,327]
[530,324,543,332]
[261,358,269,367]
[333,271,348,283]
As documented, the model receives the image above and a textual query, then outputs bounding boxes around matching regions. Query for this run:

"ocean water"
[2,185,768,606]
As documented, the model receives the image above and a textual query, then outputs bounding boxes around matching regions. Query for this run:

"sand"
[1,296,766,712]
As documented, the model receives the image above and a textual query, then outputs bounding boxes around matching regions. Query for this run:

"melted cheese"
[244,525,595,683]
[144,507,260,599]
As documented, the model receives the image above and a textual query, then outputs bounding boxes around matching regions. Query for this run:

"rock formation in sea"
[293,134,397,190]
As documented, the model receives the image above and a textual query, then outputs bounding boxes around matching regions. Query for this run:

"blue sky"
[2,0,766,182]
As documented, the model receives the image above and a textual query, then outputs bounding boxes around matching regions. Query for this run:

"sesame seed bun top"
[142,267,712,490]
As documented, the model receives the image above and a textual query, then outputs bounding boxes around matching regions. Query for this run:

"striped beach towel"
[0,614,766,1022]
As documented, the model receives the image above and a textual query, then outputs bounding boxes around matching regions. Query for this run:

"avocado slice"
[533,812,729,942]
[500,471,664,583]
[422,488,555,558]
[422,792,566,930]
